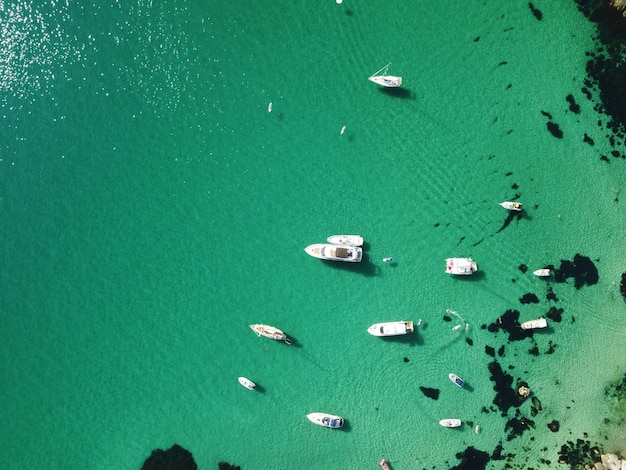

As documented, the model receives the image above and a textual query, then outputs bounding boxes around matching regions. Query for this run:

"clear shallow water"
[1,1,626,469]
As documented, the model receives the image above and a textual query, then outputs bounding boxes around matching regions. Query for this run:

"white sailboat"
[368,63,402,88]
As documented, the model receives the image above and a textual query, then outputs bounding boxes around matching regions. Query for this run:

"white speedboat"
[520,317,548,330]
[449,373,465,387]
[249,324,292,344]
[326,235,363,247]
[304,244,362,263]
[238,377,256,390]
[368,63,402,88]
[445,258,477,275]
[533,268,551,277]
[368,321,414,337]
[500,201,523,211]
[439,419,462,428]
[306,412,344,429]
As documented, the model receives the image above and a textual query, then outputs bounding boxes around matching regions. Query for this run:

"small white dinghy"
[238,377,256,390]
[533,268,551,277]
[326,235,363,247]
[500,201,523,211]
[439,419,462,428]
[368,63,402,88]
[520,317,548,330]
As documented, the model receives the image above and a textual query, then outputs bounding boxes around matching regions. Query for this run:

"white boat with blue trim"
[307,412,344,429]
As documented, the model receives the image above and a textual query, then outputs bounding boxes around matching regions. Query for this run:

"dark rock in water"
[519,264,528,273]
[419,386,440,400]
[451,446,490,470]
[583,133,595,145]
[548,420,560,432]
[491,442,505,461]
[547,286,558,302]
[485,345,495,357]
[497,345,505,357]
[541,110,553,119]
[547,121,563,138]
[488,361,525,414]
[488,310,533,341]
[528,344,539,356]
[520,292,539,304]
[545,340,557,354]
[403,357,410,363]
[531,396,543,416]
[141,444,197,470]
[605,372,626,400]
[620,272,626,302]
[219,463,241,470]
[546,306,563,322]
[466,338,474,346]
[554,254,599,288]
[443,315,452,322]
[528,2,543,20]
[558,438,602,468]
[566,94,581,113]
[505,416,535,440]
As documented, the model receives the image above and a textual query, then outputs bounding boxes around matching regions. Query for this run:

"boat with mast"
[249,324,292,344]
[368,63,402,88]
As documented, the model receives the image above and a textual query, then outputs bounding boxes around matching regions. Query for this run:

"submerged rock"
[419,386,440,400]
[553,254,599,289]
[141,444,197,470]
[548,420,560,432]
[504,416,535,440]
[451,446,490,470]
[520,292,539,304]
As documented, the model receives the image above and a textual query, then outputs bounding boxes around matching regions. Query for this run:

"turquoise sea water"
[2,1,626,469]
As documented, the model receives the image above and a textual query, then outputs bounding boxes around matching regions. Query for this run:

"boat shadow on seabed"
[377,86,415,99]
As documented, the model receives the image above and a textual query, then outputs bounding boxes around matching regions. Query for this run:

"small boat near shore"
[249,324,292,344]
[520,317,548,330]
[326,234,363,247]
[305,243,362,263]
[238,377,256,390]
[368,63,402,88]
[306,412,344,429]
[446,258,477,275]
[500,201,523,211]
[533,268,551,277]
[439,418,462,428]
[449,373,465,387]
[368,321,414,337]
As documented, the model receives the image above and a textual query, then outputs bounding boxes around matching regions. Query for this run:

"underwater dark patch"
[504,415,535,440]
[553,254,599,288]
[419,386,440,400]
[520,292,539,304]
[546,306,563,322]
[547,121,564,138]
[451,446,490,470]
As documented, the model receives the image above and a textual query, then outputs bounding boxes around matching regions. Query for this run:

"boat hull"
[238,377,256,390]
[326,235,363,247]
[305,244,362,262]
[439,419,462,428]
[449,373,465,387]
[249,324,291,344]
[368,321,414,337]
[368,75,402,87]
[500,201,523,211]
[533,269,551,277]
[445,258,477,275]
[307,412,344,429]
[520,318,548,330]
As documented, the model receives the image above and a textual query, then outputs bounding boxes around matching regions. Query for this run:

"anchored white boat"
[326,235,363,247]
[378,458,391,470]
[306,412,344,429]
[249,324,292,344]
[368,63,402,88]
[449,373,465,388]
[533,268,551,277]
[305,244,362,262]
[520,317,547,330]
[368,321,414,337]
[445,258,478,275]
[500,201,523,211]
[439,419,462,428]
[238,377,256,390]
